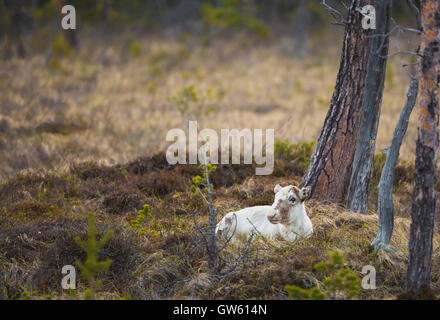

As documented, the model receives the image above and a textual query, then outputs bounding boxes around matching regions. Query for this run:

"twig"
[192,209,209,251]
[245,217,278,249]
[218,233,256,277]
[217,213,238,254]
[196,186,209,206]
[320,0,347,26]
[406,0,421,30]
[384,51,422,59]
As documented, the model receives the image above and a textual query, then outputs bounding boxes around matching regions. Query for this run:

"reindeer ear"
[300,187,311,201]
[274,184,282,194]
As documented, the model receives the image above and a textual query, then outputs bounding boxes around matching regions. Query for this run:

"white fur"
[216,185,313,243]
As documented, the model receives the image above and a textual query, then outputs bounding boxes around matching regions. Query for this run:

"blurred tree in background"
[0,0,418,59]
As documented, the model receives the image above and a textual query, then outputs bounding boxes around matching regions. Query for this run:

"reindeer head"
[268,184,311,224]
[273,184,311,203]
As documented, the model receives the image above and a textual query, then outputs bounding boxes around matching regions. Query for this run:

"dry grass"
[0,29,419,179]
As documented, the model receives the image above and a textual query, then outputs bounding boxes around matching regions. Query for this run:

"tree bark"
[371,76,418,252]
[301,0,372,203]
[347,0,392,214]
[406,0,440,295]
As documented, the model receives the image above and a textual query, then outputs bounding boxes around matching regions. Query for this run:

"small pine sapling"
[191,163,216,196]
[285,286,326,300]
[129,204,151,237]
[75,213,113,300]
[286,250,360,300]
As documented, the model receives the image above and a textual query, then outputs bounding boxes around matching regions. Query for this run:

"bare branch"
[192,209,209,250]
[406,0,421,30]
[384,50,422,59]
[340,0,349,11]
[218,233,256,277]
[196,186,209,206]
[320,0,347,26]
[217,213,238,254]
[402,62,419,68]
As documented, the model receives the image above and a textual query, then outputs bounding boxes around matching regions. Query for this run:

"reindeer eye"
[289,196,296,202]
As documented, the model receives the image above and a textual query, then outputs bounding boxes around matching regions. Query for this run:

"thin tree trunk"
[301,0,372,203]
[372,76,418,252]
[3,0,25,59]
[204,156,218,273]
[347,0,392,214]
[406,0,440,295]
[292,0,311,57]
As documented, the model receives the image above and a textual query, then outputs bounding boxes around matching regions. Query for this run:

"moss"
[3,199,64,223]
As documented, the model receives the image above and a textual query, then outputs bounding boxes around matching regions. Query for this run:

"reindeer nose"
[268,215,280,224]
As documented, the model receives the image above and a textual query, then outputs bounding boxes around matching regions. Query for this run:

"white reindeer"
[216,184,313,243]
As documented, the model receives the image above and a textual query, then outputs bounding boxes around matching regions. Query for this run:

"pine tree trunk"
[406,0,440,295]
[372,76,418,252]
[347,0,392,214]
[301,0,372,203]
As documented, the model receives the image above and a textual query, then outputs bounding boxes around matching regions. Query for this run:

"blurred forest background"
[0,0,419,179]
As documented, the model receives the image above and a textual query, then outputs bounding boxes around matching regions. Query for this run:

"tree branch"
[320,0,347,26]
